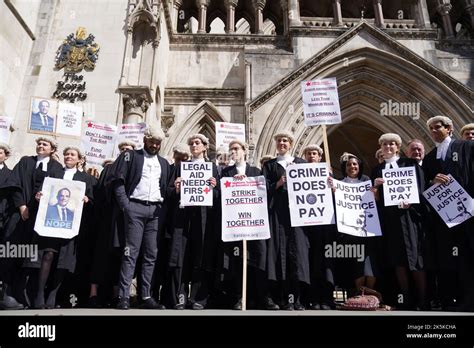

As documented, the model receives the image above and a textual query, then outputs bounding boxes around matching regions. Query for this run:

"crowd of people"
[0,118,473,311]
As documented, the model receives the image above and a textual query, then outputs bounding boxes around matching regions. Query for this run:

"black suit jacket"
[110,149,171,209]
[45,204,74,222]
[422,139,474,196]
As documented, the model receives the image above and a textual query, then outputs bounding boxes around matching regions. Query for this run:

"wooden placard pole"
[242,240,248,311]
[322,124,331,166]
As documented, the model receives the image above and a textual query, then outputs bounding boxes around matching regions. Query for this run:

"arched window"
[209,17,226,34]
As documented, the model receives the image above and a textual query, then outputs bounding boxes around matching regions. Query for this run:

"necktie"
[390,164,393,169]
[43,116,48,127]
[62,208,67,221]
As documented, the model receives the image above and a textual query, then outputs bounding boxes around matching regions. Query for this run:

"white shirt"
[36,156,50,172]
[130,150,163,202]
[63,167,77,181]
[235,161,246,175]
[0,163,4,170]
[276,154,294,169]
[435,136,451,161]
[384,155,400,170]
[191,157,205,163]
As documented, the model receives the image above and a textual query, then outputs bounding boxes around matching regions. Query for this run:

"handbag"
[339,286,392,311]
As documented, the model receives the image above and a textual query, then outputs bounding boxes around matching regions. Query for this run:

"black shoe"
[174,303,185,310]
[139,297,164,309]
[294,302,305,311]
[281,303,294,311]
[116,297,130,310]
[261,297,279,310]
[310,303,321,310]
[233,299,242,310]
[191,302,204,310]
[86,296,100,308]
[0,295,25,310]
[320,300,336,310]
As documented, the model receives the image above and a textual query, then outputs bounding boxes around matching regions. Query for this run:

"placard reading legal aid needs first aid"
[286,163,335,227]
[423,175,474,228]
[382,166,419,206]
[34,177,86,239]
[180,161,213,206]
[220,176,270,242]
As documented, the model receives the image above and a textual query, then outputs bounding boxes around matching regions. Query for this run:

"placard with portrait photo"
[28,97,57,134]
[34,177,86,239]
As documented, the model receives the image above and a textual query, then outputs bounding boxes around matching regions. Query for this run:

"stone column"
[225,0,238,33]
[332,0,343,27]
[245,60,252,102]
[437,1,454,39]
[252,0,266,34]
[120,26,134,86]
[288,0,301,26]
[463,0,474,30]
[373,0,385,28]
[119,86,153,123]
[196,0,210,34]
[415,0,431,28]
[173,0,183,32]
[280,0,288,34]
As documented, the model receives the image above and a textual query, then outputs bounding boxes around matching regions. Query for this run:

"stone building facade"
[1,0,473,175]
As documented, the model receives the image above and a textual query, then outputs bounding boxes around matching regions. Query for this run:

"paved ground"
[1,308,472,316]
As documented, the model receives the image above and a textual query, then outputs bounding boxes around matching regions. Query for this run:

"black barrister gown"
[219,164,267,273]
[10,156,64,245]
[371,157,426,271]
[262,157,310,284]
[25,170,94,272]
[89,163,124,287]
[168,161,220,273]
[334,175,380,287]
[422,140,474,275]
[0,164,20,241]
[0,164,21,280]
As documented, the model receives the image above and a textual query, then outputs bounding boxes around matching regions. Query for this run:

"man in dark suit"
[422,115,474,311]
[110,126,170,309]
[30,100,54,133]
[45,188,74,226]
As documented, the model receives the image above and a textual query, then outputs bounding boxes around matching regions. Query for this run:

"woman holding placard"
[262,132,309,310]
[302,144,336,310]
[336,152,379,297]
[5,138,63,308]
[28,146,93,309]
[371,133,427,310]
[169,134,219,310]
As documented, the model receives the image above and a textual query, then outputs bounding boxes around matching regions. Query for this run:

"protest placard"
[301,78,342,126]
[220,176,270,242]
[116,122,146,153]
[56,102,83,137]
[286,163,335,226]
[80,121,117,168]
[334,179,381,237]
[382,166,419,206]
[0,116,12,143]
[423,175,474,228]
[34,177,86,239]
[181,161,213,206]
[215,122,246,150]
